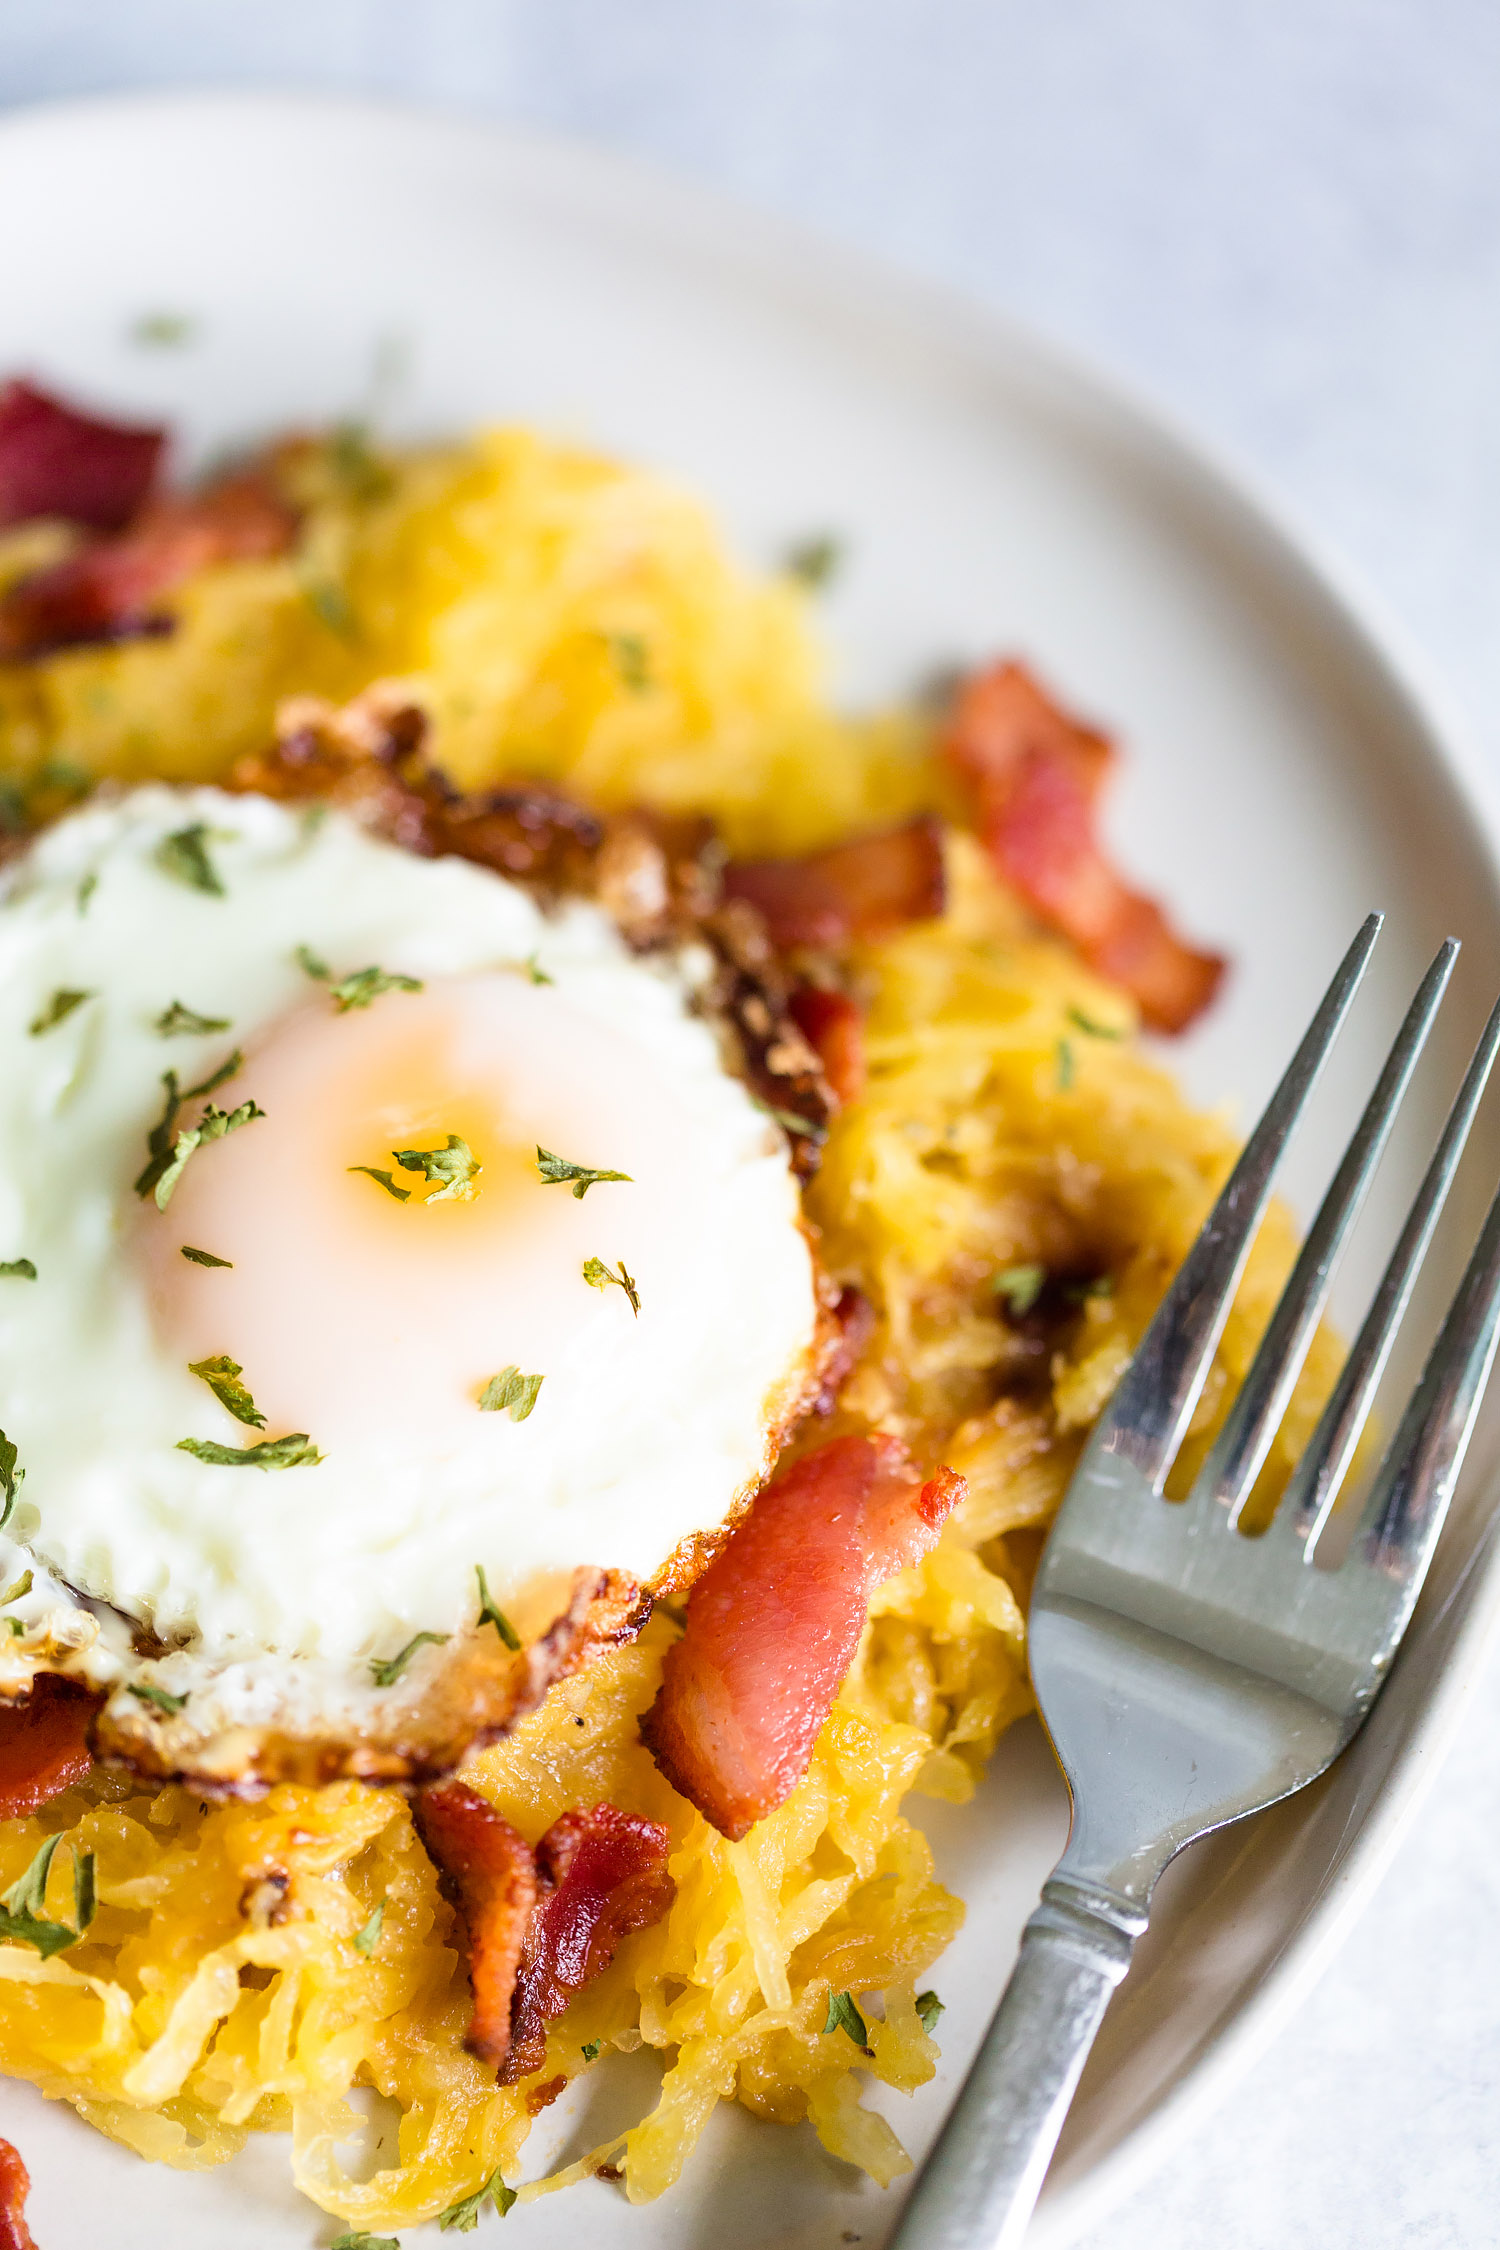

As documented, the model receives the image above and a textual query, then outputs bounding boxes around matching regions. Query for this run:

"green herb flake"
[478,1368,544,1422]
[329,2235,401,2250]
[369,1631,450,1689]
[153,1095,266,1211]
[1066,1004,1127,1041]
[304,576,358,640]
[1064,1274,1116,1305]
[135,1051,247,1201]
[392,1134,481,1203]
[0,1260,36,1282]
[76,871,98,916]
[993,1263,1045,1316]
[176,1433,322,1471]
[1055,1036,1076,1092]
[353,1900,385,1956]
[580,2038,602,2062]
[0,1571,31,1606]
[821,1989,873,2055]
[181,1245,233,1268]
[348,1166,413,1203]
[0,1834,95,1959]
[915,1989,945,2036]
[188,1354,266,1430]
[328,965,424,1013]
[475,1565,521,1651]
[28,987,93,1037]
[0,1430,23,1526]
[4,1620,21,1640]
[296,944,331,981]
[155,822,225,897]
[523,952,552,986]
[535,1146,632,1200]
[608,632,651,692]
[128,1679,187,1716]
[583,1256,641,1316]
[155,999,232,1037]
[438,2168,518,2231]
[329,420,395,504]
[132,310,196,347]
[784,532,843,589]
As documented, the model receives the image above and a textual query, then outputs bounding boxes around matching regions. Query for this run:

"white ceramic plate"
[1,89,1498,2250]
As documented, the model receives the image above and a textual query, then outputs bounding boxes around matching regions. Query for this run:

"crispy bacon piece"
[0,1676,96,1819]
[0,468,297,661]
[810,1285,877,1416]
[0,378,164,533]
[414,1782,538,2071]
[0,2137,37,2250]
[944,660,1226,1033]
[641,1434,965,1839]
[789,984,865,1106]
[502,1804,675,2083]
[723,815,945,952]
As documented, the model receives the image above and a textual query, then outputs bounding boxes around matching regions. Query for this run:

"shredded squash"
[0,424,1336,2225]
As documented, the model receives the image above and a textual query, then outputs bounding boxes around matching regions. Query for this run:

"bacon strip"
[0,2137,37,2250]
[0,468,297,661]
[723,815,946,952]
[943,660,1225,1033]
[502,1804,675,2083]
[0,378,164,534]
[414,1782,538,2071]
[788,984,865,1106]
[641,1435,965,1839]
[0,1676,96,1819]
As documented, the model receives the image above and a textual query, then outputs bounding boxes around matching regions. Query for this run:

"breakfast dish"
[0,379,1342,2235]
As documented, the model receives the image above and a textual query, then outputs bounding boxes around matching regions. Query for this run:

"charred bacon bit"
[641,1434,965,1839]
[502,1804,675,2084]
[944,660,1226,1033]
[810,1285,877,1417]
[0,378,164,534]
[0,1675,97,1819]
[789,984,865,1107]
[0,2136,38,2250]
[414,1781,538,2071]
[723,815,945,952]
[0,468,298,662]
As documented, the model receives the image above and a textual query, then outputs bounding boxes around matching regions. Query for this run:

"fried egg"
[0,786,819,1780]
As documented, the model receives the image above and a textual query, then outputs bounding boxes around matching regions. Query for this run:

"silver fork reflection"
[890,916,1500,2250]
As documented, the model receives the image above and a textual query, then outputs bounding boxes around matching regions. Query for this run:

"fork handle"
[889,1875,1147,2250]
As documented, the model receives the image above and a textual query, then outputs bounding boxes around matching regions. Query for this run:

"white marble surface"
[3,7,1500,2245]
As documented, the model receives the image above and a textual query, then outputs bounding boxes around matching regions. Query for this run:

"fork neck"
[1031,1872,1149,1975]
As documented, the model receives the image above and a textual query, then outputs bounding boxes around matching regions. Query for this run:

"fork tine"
[1284,992,1500,1557]
[1196,939,1457,1528]
[1100,913,1381,1489]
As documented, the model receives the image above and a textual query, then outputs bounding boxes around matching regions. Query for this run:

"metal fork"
[890,914,1500,2250]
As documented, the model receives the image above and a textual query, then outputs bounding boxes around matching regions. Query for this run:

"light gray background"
[3,7,1500,2246]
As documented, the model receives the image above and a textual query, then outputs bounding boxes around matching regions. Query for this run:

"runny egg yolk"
[137,972,735,1451]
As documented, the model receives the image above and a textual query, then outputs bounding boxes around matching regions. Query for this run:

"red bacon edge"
[0,2136,38,2250]
[0,379,164,534]
[502,1804,676,2083]
[723,814,946,952]
[943,659,1226,1033]
[0,1676,96,1820]
[640,1434,965,1840]
[788,984,865,1107]
[414,1782,539,2071]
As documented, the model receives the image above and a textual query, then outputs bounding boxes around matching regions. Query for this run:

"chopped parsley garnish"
[296,944,331,981]
[132,309,196,347]
[1064,1273,1116,1304]
[0,1260,36,1281]
[821,1989,873,2055]
[328,965,424,1013]
[0,1834,96,1959]
[784,532,842,589]
[608,632,650,692]
[154,999,231,1037]
[181,1245,232,1268]
[353,1900,385,1956]
[522,951,552,986]
[438,2168,518,2230]
[188,1354,266,1430]
[134,1050,245,1201]
[128,1679,187,1716]
[369,1631,450,1688]
[0,1572,32,1606]
[583,1256,641,1316]
[76,871,97,916]
[754,1099,830,1144]
[393,1135,480,1203]
[330,2236,401,2250]
[1066,1004,1126,1040]
[580,2039,602,2061]
[176,1433,322,1470]
[155,822,225,896]
[478,1368,544,1422]
[0,1430,23,1526]
[993,1263,1045,1316]
[304,576,358,640]
[151,1095,266,1211]
[28,987,92,1037]
[329,419,395,504]
[475,1565,521,1650]
[535,1146,632,1199]
[1055,1036,1076,1092]
[348,1166,413,1203]
[916,1989,945,2035]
